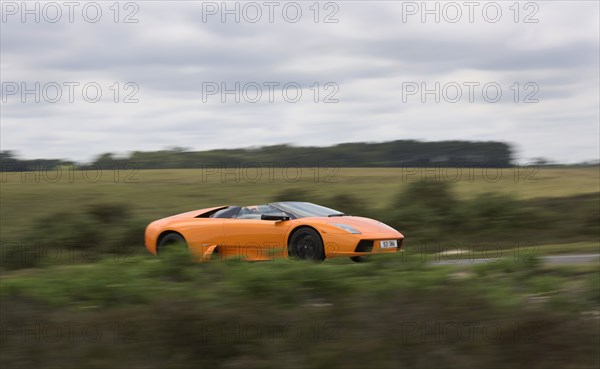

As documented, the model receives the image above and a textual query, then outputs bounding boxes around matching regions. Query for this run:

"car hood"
[311,216,402,235]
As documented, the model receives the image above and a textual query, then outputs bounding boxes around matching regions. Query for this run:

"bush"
[383,182,598,245]
[32,211,103,250]
[386,181,460,241]
[12,203,147,268]
[459,192,536,232]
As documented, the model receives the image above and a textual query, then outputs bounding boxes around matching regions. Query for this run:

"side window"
[236,205,294,220]
[212,206,241,219]
[237,206,262,219]
[258,205,283,216]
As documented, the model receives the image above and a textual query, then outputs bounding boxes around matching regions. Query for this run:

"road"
[431,253,600,266]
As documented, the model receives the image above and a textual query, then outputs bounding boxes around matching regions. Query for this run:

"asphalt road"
[431,253,600,266]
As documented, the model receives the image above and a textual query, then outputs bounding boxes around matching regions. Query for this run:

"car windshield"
[270,202,344,218]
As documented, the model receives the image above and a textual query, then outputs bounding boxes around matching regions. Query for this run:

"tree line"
[1,140,513,171]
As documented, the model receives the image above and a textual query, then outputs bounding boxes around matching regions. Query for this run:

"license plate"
[380,240,398,249]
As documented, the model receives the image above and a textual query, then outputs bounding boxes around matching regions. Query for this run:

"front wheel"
[289,228,325,261]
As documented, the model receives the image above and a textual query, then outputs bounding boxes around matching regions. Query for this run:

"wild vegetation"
[1,167,598,269]
[2,250,599,369]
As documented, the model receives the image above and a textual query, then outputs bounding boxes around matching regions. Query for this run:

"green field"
[1,166,598,239]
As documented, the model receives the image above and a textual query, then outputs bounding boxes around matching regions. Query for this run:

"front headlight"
[330,223,361,234]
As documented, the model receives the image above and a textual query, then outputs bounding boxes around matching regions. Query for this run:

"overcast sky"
[1,1,598,163]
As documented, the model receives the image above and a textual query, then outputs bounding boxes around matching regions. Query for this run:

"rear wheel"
[289,228,325,261]
[157,232,187,255]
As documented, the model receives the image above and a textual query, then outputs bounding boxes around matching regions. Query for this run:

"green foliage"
[460,192,536,231]
[0,203,147,269]
[1,254,599,369]
[386,181,460,241]
[528,275,564,294]
[155,243,196,282]
[34,210,103,250]
[528,193,600,239]
[383,182,599,244]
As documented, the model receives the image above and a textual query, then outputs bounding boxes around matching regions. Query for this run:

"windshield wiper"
[328,213,347,217]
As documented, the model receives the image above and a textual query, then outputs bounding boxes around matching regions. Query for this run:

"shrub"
[32,211,103,250]
[459,192,536,232]
[14,203,146,268]
[386,181,460,241]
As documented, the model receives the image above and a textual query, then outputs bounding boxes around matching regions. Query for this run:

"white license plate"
[380,240,398,249]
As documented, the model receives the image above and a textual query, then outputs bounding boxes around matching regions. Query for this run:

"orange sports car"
[145,202,404,262]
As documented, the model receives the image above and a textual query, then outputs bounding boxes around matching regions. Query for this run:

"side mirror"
[261,213,290,221]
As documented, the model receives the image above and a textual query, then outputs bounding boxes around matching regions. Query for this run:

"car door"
[222,217,290,261]
[182,218,226,259]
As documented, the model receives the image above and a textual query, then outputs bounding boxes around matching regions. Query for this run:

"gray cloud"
[1,1,598,163]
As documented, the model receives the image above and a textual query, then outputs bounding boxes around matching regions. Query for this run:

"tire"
[157,232,187,255]
[350,256,370,263]
[289,227,325,261]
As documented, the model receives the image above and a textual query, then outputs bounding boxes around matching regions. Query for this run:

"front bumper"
[321,232,404,258]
